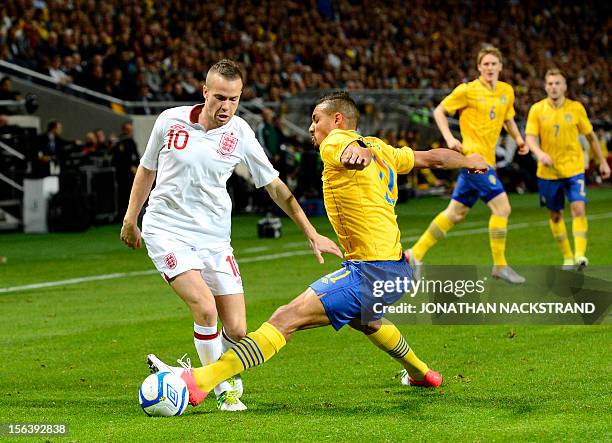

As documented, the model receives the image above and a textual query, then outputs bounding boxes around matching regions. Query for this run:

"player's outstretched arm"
[120,165,156,249]
[525,134,553,167]
[414,149,488,173]
[264,178,343,263]
[433,105,462,152]
[586,132,611,179]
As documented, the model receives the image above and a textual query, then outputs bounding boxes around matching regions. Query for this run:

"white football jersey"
[140,104,279,249]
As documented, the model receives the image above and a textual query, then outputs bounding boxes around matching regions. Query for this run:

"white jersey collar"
[188,103,235,134]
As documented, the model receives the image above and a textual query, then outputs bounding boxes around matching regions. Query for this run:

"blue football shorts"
[451,168,506,207]
[537,173,587,211]
[309,257,413,330]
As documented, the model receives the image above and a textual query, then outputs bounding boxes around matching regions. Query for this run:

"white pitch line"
[401,211,612,243]
[2,211,612,295]
[0,270,158,294]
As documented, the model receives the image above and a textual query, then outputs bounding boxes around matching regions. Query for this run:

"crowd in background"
[0,0,610,224]
[0,0,610,123]
[26,118,139,219]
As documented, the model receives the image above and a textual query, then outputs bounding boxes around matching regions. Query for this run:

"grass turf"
[0,189,611,441]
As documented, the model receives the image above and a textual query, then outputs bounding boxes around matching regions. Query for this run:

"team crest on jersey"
[499,95,507,104]
[564,113,572,123]
[218,132,238,157]
[489,174,497,185]
[164,253,177,269]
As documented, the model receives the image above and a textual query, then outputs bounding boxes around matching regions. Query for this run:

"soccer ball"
[138,372,188,417]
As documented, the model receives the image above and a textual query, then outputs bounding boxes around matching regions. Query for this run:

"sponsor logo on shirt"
[218,132,238,157]
[164,252,177,269]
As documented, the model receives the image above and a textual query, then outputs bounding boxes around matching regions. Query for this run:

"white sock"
[193,323,221,365]
[193,323,232,396]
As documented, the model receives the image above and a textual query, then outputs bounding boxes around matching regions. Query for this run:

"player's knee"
[349,319,381,335]
[501,204,511,217]
[190,299,218,326]
[223,323,247,341]
[571,205,585,218]
[493,204,511,218]
[446,208,466,224]
[550,211,563,223]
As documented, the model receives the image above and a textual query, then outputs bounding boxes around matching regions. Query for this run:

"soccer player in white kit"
[120,60,342,411]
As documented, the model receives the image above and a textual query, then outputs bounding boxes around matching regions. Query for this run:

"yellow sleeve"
[504,87,516,120]
[440,83,468,114]
[392,146,416,174]
[525,104,540,136]
[576,103,593,135]
[320,130,359,168]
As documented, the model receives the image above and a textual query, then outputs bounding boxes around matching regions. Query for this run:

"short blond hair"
[544,68,566,81]
[477,46,503,65]
[206,59,244,84]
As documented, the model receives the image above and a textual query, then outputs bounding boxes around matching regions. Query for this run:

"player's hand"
[517,142,529,155]
[308,233,343,264]
[466,153,489,174]
[599,161,611,180]
[340,144,372,170]
[121,220,142,249]
[538,153,553,167]
[446,137,463,153]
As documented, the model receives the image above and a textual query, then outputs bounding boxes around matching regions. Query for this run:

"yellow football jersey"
[441,77,516,166]
[319,129,415,261]
[525,98,593,179]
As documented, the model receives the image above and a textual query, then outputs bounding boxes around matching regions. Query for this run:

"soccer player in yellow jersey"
[525,69,610,270]
[408,46,528,284]
[146,91,489,406]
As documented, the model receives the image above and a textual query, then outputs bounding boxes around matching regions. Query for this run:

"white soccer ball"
[139,372,188,417]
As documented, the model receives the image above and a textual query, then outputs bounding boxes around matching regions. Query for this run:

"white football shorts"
[143,235,243,295]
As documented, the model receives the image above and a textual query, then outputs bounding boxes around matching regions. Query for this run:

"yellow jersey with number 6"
[319,129,415,261]
[441,77,516,166]
[525,98,593,180]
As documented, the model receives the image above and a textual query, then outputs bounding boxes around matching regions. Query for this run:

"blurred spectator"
[80,132,98,155]
[48,54,72,85]
[32,120,69,177]
[256,108,281,162]
[0,76,22,115]
[94,128,109,153]
[111,122,139,220]
[587,128,612,183]
[133,84,154,114]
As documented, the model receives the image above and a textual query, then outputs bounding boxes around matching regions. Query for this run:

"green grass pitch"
[1,189,611,441]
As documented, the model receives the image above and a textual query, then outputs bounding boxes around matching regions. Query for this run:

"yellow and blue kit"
[442,77,515,206]
[309,129,414,329]
[526,98,592,210]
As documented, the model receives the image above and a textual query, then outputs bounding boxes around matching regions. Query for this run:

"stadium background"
[0,0,610,440]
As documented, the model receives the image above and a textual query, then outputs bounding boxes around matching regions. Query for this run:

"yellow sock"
[193,322,286,393]
[489,215,508,266]
[367,320,429,380]
[572,216,588,258]
[412,212,455,261]
[549,218,573,260]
